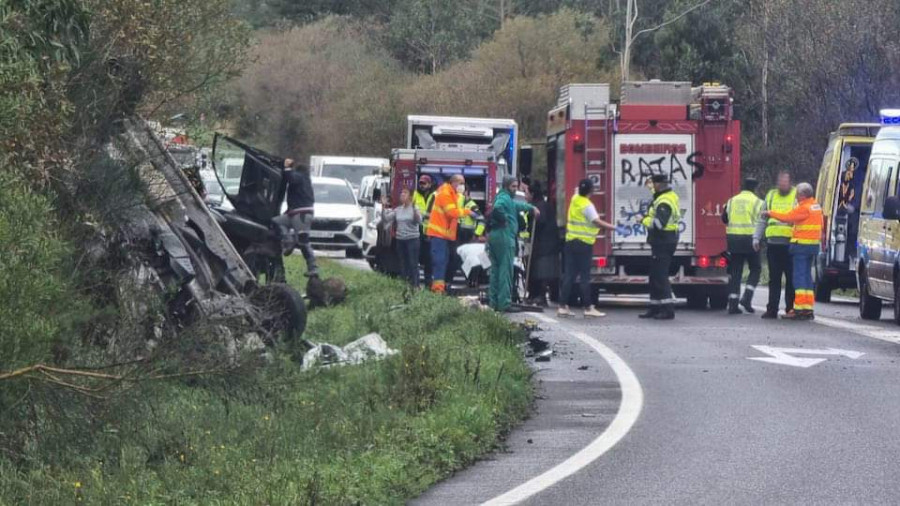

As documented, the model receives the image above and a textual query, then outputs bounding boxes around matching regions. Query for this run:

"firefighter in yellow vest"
[756,171,796,319]
[558,179,616,318]
[722,178,764,314]
[638,174,681,320]
[414,175,435,286]
[458,191,483,244]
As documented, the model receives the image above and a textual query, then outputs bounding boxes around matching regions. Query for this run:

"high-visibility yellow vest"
[423,192,435,230]
[765,188,796,239]
[520,211,531,240]
[642,191,680,232]
[725,190,763,236]
[565,194,600,244]
[460,196,477,230]
[414,191,430,232]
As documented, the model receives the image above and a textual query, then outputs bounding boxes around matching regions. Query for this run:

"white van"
[309,155,389,197]
[358,174,391,261]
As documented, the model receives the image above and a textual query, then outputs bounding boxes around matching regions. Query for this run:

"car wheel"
[251,282,307,343]
[859,270,882,320]
[894,277,900,325]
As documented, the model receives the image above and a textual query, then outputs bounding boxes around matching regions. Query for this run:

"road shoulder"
[413,314,627,505]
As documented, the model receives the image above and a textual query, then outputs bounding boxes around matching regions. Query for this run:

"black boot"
[653,304,675,320]
[639,306,660,319]
[728,299,743,315]
[740,290,755,313]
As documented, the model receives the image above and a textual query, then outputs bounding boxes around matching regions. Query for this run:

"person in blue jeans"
[382,188,422,287]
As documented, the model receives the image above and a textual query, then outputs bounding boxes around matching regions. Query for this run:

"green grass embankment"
[0,258,532,504]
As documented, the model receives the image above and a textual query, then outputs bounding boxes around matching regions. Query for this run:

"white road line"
[483,317,644,506]
[751,303,900,345]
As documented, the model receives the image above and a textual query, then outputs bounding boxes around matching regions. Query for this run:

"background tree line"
[230,0,900,184]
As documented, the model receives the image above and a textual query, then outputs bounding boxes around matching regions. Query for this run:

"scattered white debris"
[458,295,489,311]
[302,333,398,370]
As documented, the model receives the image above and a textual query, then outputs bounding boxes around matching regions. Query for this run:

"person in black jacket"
[526,182,560,306]
[274,159,319,277]
[638,174,680,320]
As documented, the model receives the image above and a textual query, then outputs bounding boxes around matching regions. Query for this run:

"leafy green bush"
[0,175,75,371]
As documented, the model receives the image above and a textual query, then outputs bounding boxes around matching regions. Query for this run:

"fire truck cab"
[545,81,741,309]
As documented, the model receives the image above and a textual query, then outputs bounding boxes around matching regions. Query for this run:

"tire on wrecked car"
[251,282,307,343]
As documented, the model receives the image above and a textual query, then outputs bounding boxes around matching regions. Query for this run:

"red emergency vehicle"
[545,81,741,309]
[373,116,522,275]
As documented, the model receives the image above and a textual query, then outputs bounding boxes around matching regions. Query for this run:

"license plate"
[309,231,331,238]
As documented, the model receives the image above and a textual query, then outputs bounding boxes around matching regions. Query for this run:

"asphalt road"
[412,290,900,505]
[331,254,900,504]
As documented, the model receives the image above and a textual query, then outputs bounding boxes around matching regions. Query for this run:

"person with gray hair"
[756,171,796,319]
[762,181,823,320]
[487,176,539,312]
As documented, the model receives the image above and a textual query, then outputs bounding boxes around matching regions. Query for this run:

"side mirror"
[519,145,533,177]
[358,198,375,208]
[885,196,900,220]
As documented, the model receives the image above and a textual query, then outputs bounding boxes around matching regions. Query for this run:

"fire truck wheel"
[708,288,729,310]
[685,292,708,310]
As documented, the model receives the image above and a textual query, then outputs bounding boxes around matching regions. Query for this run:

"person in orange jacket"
[426,174,473,294]
[762,182,823,320]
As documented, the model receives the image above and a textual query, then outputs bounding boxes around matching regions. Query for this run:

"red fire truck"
[545,81,741,309]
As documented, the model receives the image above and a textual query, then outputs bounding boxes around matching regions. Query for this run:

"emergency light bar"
[880,109,900,125]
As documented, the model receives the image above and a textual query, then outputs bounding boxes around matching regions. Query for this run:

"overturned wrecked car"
[109,119,306,354]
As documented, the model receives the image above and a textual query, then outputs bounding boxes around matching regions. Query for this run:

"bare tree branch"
[633,0,717,40]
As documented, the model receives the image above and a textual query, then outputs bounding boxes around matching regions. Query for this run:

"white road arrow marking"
[747,346,864,368]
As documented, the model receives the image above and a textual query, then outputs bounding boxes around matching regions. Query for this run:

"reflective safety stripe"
[794,289,815,310]
[426,222,452,236]
[565,195,600,244]
[766,188,796,239]
[726,191,762,236]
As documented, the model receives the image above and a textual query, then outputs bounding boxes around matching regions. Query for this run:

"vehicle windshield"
[315,183,356,205]
[321,164,378,188]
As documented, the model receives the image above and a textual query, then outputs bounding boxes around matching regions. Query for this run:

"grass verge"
[0,258,532,504]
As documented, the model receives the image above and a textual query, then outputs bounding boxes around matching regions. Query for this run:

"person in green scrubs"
[488,176,539,312]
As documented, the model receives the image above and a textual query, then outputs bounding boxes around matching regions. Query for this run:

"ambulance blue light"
[880,109,900,125]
